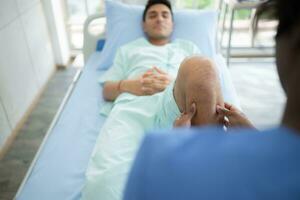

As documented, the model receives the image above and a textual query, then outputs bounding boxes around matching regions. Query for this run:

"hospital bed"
[15,1,239,199]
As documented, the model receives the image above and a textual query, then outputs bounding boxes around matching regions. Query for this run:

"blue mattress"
[17,52,106,200]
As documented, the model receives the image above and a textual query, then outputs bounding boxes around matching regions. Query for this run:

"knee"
[175,56,224,125]
[179,56,217,79]
[178,56,219,88]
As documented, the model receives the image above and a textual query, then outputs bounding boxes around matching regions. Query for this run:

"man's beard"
[149,33,171,41]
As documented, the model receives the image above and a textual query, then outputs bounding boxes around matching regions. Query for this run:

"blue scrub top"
[124,126,300,200]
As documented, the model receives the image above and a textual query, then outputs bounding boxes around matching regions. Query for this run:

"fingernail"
[190,103,196,112]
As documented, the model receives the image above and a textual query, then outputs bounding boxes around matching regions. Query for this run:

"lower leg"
[174,56,224,126]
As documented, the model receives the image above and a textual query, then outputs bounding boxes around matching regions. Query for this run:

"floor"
[230,58,285,129]
[0,67,78,200]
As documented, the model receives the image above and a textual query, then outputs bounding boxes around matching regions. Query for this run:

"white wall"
[0,0,55,150]
[41,0,70,66]
[0,100,11,148]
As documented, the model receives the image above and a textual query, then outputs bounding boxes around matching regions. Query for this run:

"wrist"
[119,80,129,93]
[122,79,140,95]
[118,80,124,93]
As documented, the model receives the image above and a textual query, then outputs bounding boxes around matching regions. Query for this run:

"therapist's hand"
[173,103,197,127]
[216,103,255,129]
[140,67,172,95]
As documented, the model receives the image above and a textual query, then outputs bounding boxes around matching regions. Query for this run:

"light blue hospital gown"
[81,37,200,200]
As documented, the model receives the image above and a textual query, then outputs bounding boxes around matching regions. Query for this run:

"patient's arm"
[103,79,144,101]
[103,67,172,101]
[174,56,224,126]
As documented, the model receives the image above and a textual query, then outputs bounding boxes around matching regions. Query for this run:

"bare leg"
[174,56,224,126]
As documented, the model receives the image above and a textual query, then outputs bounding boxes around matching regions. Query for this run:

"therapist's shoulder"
[127,127,300,199]
[141,126,226,160]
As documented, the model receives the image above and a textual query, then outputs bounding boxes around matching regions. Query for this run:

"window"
[65,0,104,50]
[177,0,215,9]
[64,0,251,51]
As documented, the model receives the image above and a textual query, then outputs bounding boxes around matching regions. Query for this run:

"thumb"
[187,102,197,118]
[153,66,166,74]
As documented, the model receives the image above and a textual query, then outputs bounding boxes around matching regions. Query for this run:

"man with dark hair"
[81,0,239,199]
[142,0,173,22]
[124,0,300,199]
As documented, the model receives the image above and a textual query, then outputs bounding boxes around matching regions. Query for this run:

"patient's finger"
[153,66,167,75]
[142,78,168,90]
[142,73,156,80]
[152,82,168,91]
[150,74,171,83]
[154,74,171,82]
[142,86,155,95]
[143,73,171,84]
[142,72,153,79]
[153,79,170,87]
[143,73,162,80]
[141,77,155,86]
[142,69,154,78]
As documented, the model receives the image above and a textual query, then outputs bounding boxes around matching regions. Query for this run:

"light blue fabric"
[81,81,181,200]
[99,38,200,83]
[16,52,106,200]
[124,126,300,200]
[98,0,218,70]
[155,81,181,129]
[81,38,198,200]
[98,37,200,116]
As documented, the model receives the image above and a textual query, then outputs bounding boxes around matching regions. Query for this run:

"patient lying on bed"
[81,0,236,200]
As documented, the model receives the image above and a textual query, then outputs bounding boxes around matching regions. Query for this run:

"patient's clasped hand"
[81,0,240,199]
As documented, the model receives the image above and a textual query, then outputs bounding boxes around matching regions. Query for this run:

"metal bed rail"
[14,69,82,200]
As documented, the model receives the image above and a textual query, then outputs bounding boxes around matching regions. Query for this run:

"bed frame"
[83,13,106,63]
